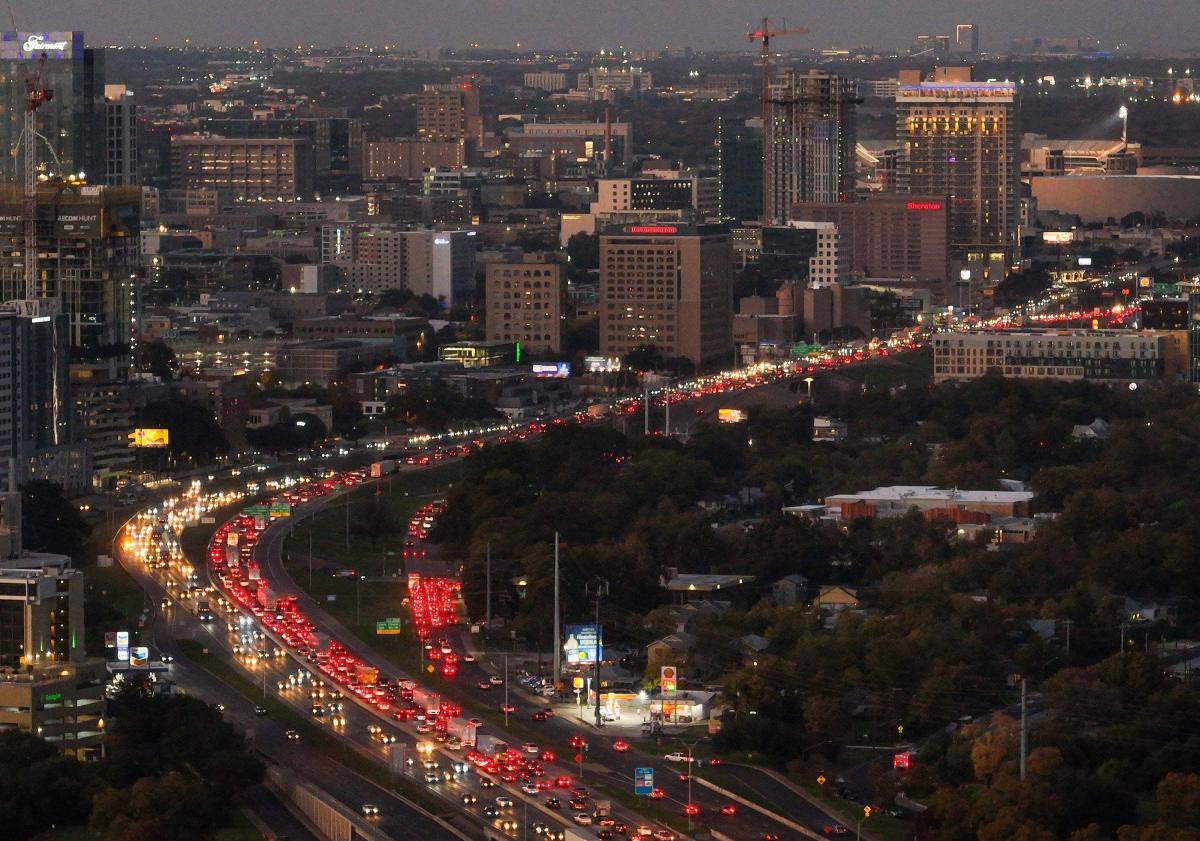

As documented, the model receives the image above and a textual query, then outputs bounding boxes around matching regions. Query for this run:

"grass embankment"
[835,347,933,389]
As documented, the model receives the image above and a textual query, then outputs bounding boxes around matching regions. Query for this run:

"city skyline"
[15,0,1200,52]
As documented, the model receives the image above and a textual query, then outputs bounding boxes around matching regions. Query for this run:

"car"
[462,653,476,663]
[531,710,549,721]
[649,787,666,800]
[544,797,561,809]
[499,820,518,832]
[500,703,517,714]
[683,803,700,817]
[761,835,781,841]
[539,750,556,762]
[461,794,477,805]
[495,795,514,808]
[285,730,300,741]
[479,777,496,788]
[477,681,492,690]
[612,739,629,752]
[654,831,675,841]
[571,787,589,798]
[572,814,592,826]
[482,806,499,818]
[490,676,504,685]
[211,702,225,712]
[678,773,692,782]
[597,831,615,841]
[720,804,737,816]
[522,742,538,754]
[360,804,379,817]
[522,783,540,795]
[569,798,588,811]
[424,772,440,783]
[663,752,693,763]
[254,705,268,716]
[823,826,850,836]
[554,776,573,788]
[531,823,550,836]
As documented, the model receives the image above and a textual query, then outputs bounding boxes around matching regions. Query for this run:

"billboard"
[532,362,571,378]
[661,665,678,693]
[717,408,747,424]
[584,356,621,373]
[1077,256,1093,266]
[634,767,655,796]
[1042,230,1074,244]
[563,623,602,665]
[116,631,130,662]
[129,428,169,448]
[129,646,149,667]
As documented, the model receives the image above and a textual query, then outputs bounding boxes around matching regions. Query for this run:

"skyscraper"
[896,67,1019,295]
[717,117,762,223]
[0,32,104,183]
[416,78,483,144]
[954,24,980,54]
[599,222,733,366]
[764,69,856,223]
[103,84,137,186]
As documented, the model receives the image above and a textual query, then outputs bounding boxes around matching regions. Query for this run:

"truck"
[412,687,440,716]
[197,601,214,622]
[446,717,478,747]
[475,734,508,758]
[592,799,612,819]
[370,459,396,478]
[586,403,610,420]
[357,665,379,686]
[255,583,275,612]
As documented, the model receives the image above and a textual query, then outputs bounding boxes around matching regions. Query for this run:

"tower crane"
[17,54,53,300]
[747,18,809,222]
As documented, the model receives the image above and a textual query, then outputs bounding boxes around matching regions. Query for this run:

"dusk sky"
[18,0,1200,52]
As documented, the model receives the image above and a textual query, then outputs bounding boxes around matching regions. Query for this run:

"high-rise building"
[362,138,466,180]
[505,121,633,170]
[0,185,142,356]
[896,67,1019,293]
[523,72,568,92]
[485,253,564,355]
[103,84,137,186]
[576,66,653,95]
[599,222,733,365]
[200,116,362,193]
[327,226,477,305]
[718,117,763,223]
[764,69,857,223]
[416,79,482,144]
[954,24,980,54]
[760,222,848,288]
[69,359,139,481]
[170,135,315,201]
[0,305,91,493]
[0,32,104,183]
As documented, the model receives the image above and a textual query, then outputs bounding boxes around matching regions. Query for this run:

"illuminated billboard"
[128,428,169,448]
[717,408,747,424]
[532,362,571,378]
[1042,231,1073,244]
[563,623,602,665]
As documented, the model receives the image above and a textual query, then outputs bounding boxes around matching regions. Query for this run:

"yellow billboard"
[128,428,169,448]
[717,408,747,424]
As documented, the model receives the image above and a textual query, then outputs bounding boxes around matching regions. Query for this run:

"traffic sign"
[817,774,827,786]
[635,767,655,796]
[864,805,872,818]
[375,618,402,635]
[897,724,904,736]
[426,664,435,673]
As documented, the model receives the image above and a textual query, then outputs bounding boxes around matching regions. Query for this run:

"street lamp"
[803,376,814,400]
[585,577,609,728]
[1118,105,1129,146]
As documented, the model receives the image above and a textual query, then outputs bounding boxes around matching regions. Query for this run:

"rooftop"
[662,572,755,593]
[825,485,1034,505]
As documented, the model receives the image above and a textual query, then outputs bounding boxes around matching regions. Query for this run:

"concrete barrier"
[693,776,823,841]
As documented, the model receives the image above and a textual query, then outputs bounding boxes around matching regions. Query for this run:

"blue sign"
[635,767,654,796]
[563,623,602,665]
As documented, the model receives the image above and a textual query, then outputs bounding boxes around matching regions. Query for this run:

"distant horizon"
[8,0,1200,54]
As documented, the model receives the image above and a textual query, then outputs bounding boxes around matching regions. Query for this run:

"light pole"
[586,577,608,728]
[1118,105,1129,148]
[356,574,365,627]
[676,736,702,831]
[803,376,814,400]
[504,654,510,726]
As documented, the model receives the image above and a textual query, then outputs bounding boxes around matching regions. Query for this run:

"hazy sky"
[14,1,1200,52]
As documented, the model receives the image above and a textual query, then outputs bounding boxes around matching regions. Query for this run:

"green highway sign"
[375,617,402,635]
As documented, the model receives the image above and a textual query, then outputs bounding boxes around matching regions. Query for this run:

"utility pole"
[344,492,351,551]
[643,377,650,436]
[307,522,313,590]
[586,577,609,728]
[504,654,510,726]
[1063,618,1072,655]
[485,541,492,629]
[1120,620,1127,655]
[552,532,561,688]
[664,381,670,437]
[1019,676,1028,781]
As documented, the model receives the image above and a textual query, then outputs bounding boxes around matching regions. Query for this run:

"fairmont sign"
[1,31,79,59]
[22,34,69,52]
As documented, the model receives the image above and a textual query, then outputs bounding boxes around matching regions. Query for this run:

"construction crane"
[747,18,809,222]
[17,54,53,300]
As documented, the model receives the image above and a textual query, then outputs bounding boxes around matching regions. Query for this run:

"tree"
[351,494,400,549]
[139,397,229,466]
[623,345,665,373]
[135,341,177,380]
[91,772,216,841]
[1156,773,1200,828]
[566,232,599,272]
[22,479,91,557]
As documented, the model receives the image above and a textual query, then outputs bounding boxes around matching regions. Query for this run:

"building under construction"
[0,184,141,355]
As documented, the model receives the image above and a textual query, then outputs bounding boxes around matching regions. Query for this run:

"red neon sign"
[906,201,943,212]
[625,225,678,235]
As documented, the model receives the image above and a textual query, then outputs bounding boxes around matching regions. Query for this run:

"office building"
[292,314,429,359]
[0,185,141,356]
[760,222,847,287]
[485,253,564,355]
[764,70,856,223]
[201,116,362,193]
[896,67,1019,293]
[505,122,633,170]
[593,176,699,215]
[792,194,950,290]
[276,339,395,387]
[523,72,568,92]
[599,222,733,366]
[0,306,90,494]
[103,84,137,186]
[329,227,477,305]
[417,80,482,144]
[69,361,138,481]
[0,32,104,183]
[0,547,107,760]
[718,117,763,222]
[576,66,653,95]
[363,139,466,180]
[933,329,1169,384]
[170,135,314,201]
[954,24,980,54]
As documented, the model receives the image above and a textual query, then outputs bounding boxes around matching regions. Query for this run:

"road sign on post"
[635,767,655,796]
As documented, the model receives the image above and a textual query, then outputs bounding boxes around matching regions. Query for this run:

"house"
[814,584,860,611]
[738,634,769,664]
[1071,418,1112,441]
[1124,597,1179,624]
[661,569,755,604]
[646,632,696,670]
[770,573,810,607]
[813,416,848,443]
